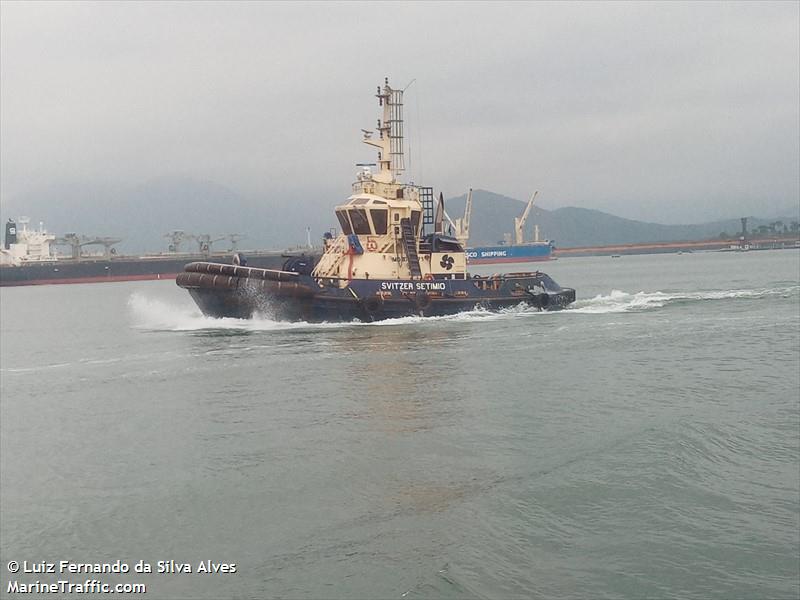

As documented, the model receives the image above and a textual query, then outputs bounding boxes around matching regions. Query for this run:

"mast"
[362,78,405,184]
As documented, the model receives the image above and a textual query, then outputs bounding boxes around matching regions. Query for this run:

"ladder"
[400,218,422,278]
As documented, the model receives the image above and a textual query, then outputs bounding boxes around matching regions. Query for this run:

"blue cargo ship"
[456,189,554,265]
[466,241,553,265]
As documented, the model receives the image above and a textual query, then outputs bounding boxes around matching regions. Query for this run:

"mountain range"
[1,179,797,254]
[446,190,799,248]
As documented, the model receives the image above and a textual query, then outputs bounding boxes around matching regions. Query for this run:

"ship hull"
[0,252,306,287]
[466,242,553,265]
[176,262,576,322]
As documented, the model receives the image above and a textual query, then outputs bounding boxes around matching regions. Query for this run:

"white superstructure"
[311,78,467,284]
[1,218,57,266]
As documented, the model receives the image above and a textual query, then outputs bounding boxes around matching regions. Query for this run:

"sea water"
[1,250,798,599]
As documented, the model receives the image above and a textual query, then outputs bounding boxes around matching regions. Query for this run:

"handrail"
[312,236,350,278]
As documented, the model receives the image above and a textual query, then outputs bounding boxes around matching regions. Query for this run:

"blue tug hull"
[176,262,575,322]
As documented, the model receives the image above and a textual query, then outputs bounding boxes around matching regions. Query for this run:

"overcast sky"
[1,1,798,223]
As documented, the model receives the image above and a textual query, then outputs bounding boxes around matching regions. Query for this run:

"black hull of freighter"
[0,252,307,287]
[176,262,576,322]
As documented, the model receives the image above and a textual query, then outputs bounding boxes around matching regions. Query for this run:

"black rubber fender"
[538,293,550,308]
[361,295,384,322]
[363,296,383,313]
[416,292,432,312]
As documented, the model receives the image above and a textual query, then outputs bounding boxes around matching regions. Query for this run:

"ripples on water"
[1,252,798,599]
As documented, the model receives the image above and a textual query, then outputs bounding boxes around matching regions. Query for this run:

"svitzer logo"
[440,255,454,270]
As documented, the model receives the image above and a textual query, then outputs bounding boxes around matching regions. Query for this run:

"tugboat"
[176,79,576,322]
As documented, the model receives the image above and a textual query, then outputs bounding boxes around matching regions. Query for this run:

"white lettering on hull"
[466,250,509,258]
[379,281,446,291]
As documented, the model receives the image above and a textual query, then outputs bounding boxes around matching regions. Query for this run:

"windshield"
[335,210,352,235]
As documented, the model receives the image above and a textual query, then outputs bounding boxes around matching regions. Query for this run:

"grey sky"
[1,1,798,223]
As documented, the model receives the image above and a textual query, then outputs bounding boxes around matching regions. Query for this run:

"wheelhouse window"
[349,209,372,235]
[370,209,388,234]
[336,210,352,235]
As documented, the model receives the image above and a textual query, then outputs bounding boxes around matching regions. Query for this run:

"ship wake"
[128,285,798,331]
[569,285,799,314]
[127,293,547,332]
[128,293,343,332]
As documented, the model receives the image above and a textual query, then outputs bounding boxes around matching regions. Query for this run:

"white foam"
[2,362,72,374]
[569,285,799,314]
[372,304,542,326]
[128,285,798,330]
[127,293,348,332]
[127,293,546,332]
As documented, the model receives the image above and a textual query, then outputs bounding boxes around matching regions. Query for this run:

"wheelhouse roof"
[338,193,419,210]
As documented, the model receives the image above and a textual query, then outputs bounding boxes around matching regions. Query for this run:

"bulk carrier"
[0,219,309,286]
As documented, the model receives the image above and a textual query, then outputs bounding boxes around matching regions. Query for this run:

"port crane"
[513,191,539,244]
[165,230,238,254]
[165,230,191,253]
[56,233,123,259]
[194,234,226,255]
[225,233,246,252]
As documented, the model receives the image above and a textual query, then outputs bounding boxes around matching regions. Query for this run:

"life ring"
[423,273,434,281]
